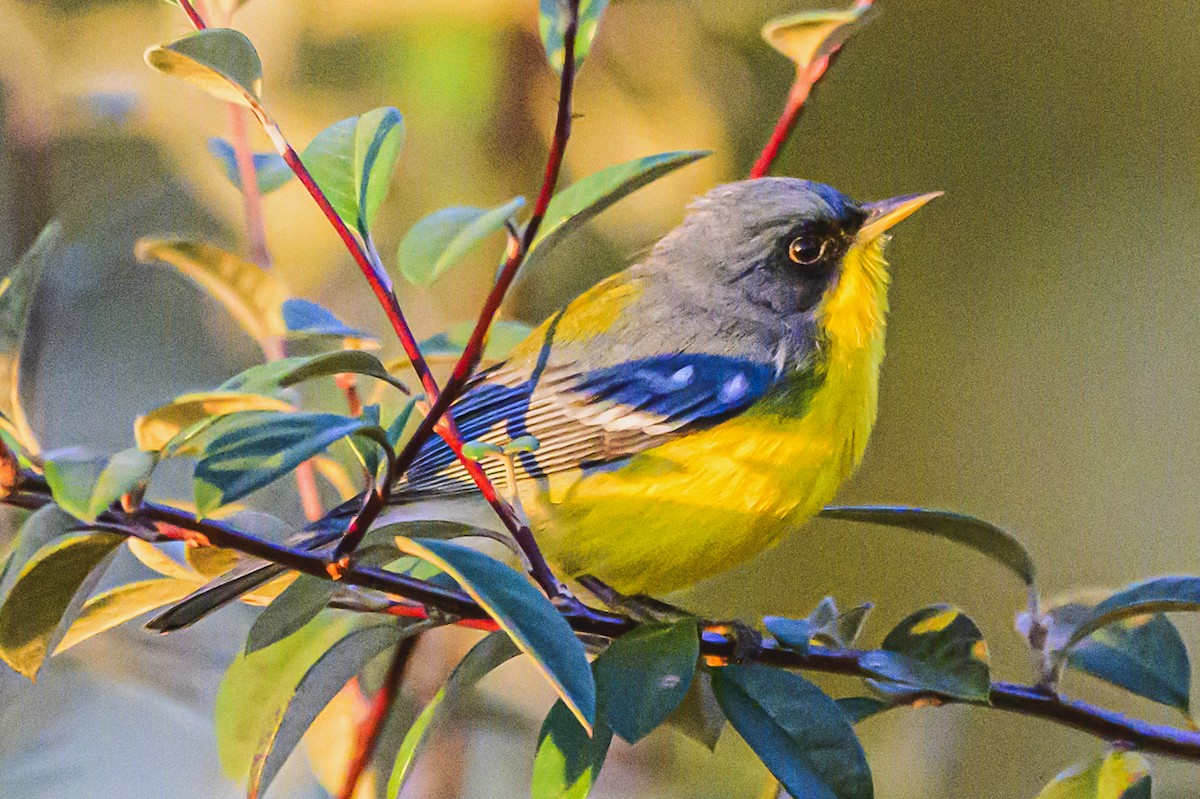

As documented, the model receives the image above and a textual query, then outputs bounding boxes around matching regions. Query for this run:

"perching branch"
[6,470,1200,762]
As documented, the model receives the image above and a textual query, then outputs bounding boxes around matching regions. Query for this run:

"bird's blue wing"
[395,353,778,499]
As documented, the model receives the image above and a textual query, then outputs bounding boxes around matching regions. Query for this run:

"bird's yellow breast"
[526,238,892,595]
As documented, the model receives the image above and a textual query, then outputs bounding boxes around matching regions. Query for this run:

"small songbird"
[386,177,939,596]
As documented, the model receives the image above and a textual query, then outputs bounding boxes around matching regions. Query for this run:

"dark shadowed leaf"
[1061,576,1200,654]
[836,697,892,725]
[144,28,263,108]
[523,151,711,275]
[712,665,872,799]
[248,620,427,798]
[820,505,1037,587]
[594,619,699,744]
[863,605,990,703]
[0,532,125,679]
[394,537,595,731]
[207,137,293,194]
[301,107,405,236]
[665,668,725,750]
[244,575,336,655]
[417,320,533,364]
[0,221,60,453]
[532,699,613,799]
[538,0,609,73]
[398,197,525,287]
[1034,750,1151,799]
[222,350,406,394]
[55,577,198,654]
[387,632,521,797]
[193,411,387,513]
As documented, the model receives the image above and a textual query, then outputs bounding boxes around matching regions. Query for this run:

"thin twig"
[225,103,272,269]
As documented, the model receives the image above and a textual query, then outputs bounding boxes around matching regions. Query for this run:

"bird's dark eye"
[788,235,828,265]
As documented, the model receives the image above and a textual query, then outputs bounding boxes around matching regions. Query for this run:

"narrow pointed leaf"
[398,197,525,287]
[55,577,198,654]
[820,505,1037,587]
[301,107,405,235]
[387,632,520,797]
[0,505,77,598]
[135,238,289,350]
[0,532,125,679]
[594,620,699,744]
[1035,750,1151,799]
[523,151,711,275]
[144,28,263,108]
[712,665,872,799]
[134,390,294,452]
[538,0,609,73]
[207,137,293,194]
[126,538,200,582]
[222,350,406,394]
[862,604,990,702]
[244,575,336,654]
[394,537,595,731]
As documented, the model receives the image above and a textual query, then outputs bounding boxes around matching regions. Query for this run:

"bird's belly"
[524,378,875,595]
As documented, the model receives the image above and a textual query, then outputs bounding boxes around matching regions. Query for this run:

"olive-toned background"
[1,0,1198,796]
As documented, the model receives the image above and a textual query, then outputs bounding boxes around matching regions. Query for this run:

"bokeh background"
[2,0,1199,796]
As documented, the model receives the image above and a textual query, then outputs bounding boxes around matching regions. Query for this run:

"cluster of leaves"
[0,1,1195,798]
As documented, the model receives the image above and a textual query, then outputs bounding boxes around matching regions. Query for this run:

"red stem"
[177,0,207,30]
[225,103,272,269]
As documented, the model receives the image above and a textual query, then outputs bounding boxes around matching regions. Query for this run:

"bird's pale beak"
[856,191,943,243]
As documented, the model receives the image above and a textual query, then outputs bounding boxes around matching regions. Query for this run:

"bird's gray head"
[646,177,938,317]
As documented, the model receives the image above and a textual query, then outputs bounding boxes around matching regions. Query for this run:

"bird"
[384,177,939,596]
[148,177,937,631]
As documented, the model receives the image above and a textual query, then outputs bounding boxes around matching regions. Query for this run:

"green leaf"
[54,577,198,655]
[665,668,725,750]
[523,151,711,275]
[593,620,698,744]
[538,0,609,73]
[712,665,872,799]
[222,350,406,394]
[207,137,293,194]
[820,505,1037,587]
[0,221,61,454]
[0,532,125,679]
[836,696,891,725]
[761,9,867,71]
[763,617,813,653]
[1061,576,1200,654]
[88,448,157,519]
[0,505,77,598]
[135,238,290,350]
[134,390,294,453]
[43,448,108,521]
[532,699,613,799]
[301,107,405,235]
[387,632,520,798]
[281,298,379,350]
[862,604,991,703]
[386,398,417,449]
[244,574,336,655]
[417,320,533,363]
[216,614,357,781]
[394,537,595,731]
[1034,750,1151,799]
[194,411,387,513]
[143,28,263,109]
[398,197,525,287]
[248,620,427,799]
[766,597,871,653]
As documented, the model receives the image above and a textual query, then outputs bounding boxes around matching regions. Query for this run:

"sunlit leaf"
[416,320,533,364]
[387,632,520,797]
[820,505,1037,587]
[54,577,198,654]
[221,350,407,394]
[301,107,405,236]
[126,538,201,582]
[42,448,107,521]
[712,665,872,799]
[0,505,77,598]
[282,298,380,351]
[538,0,609,73]
[0,221,61,454]
[248,620,427,799]
[193,411,387,513]
[1035,750,1151,799]
[88,448,157,519]
[665,668,725,750]
[761,9,866,71]
[143,28,263,109]
[244,574,335,655]
[311,456,359,500]
[207,137,293,194]
[861,604,991,703]
[523,151,711,275]
[134,390,294,452]
[0,532,124,679]
[394,537,595,731]
[594,620,699,744]
[135,238,289,351]
[398,197,525,287]
[532,699,613,799]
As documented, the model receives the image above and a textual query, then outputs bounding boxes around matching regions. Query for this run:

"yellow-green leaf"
[1035,750,1151,799]
[134,390,293,452]
[761,8,867,71]
[144,28,263,109]
[136,238,289,350]
[54,577,198,654]
[538,0,609,74]
[398,197,525,287]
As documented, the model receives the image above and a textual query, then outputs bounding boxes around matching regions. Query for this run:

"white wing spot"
[669,366,694,386]
[719,373,749,405]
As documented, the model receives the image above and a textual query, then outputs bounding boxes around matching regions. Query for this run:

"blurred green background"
[2,0,1199,796]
